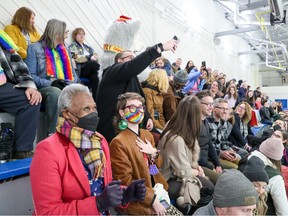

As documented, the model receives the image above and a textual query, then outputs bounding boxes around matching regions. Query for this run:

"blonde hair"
[236,101,252,124]
[146,69,169,94]
[40,19,67,49]
[11,7,36,32]
[255,191,268,215]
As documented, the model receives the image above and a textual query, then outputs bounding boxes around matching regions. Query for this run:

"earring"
[118,118,128,131]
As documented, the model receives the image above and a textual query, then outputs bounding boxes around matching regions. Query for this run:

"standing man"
[96,39,178,142]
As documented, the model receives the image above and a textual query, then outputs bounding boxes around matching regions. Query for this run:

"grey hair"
[213,98,228,106]
[58,84,91,112]
[40,19,67,49]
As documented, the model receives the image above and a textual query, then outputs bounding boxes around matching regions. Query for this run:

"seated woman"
[158,95,214,214]
[249,138,288,215]
[30,84,146,215]
[25,19,79,135]
[259,99,273,125]
[142,69,169,132]
[4,7,40,59]
[224,84,238,109]
[110,92,168,215]
[242,156,269,216]
[229,101,254,152]
[69,28,100,101]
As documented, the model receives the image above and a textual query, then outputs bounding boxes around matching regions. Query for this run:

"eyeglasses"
[272,133,283,139]
[124,105,145,113]
[215,106,230,112]
[201,101,214,107]
[121,55,135,60]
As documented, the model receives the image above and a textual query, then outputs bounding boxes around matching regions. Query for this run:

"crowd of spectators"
[1,6,288,215]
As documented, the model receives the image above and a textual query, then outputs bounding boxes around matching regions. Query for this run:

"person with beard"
[163,69,188,122]
[206,98,248,169]
[30,84,146,215]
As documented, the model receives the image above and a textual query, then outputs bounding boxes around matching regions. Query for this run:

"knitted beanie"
[259,137,284,160]
[213,169,258,208]
[173,70,188,85]
[243,156,269,184]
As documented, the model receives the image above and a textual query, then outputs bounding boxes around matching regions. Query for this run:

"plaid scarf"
[56,116,106,179]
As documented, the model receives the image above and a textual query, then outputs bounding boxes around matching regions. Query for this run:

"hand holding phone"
[173,36,180,51]
[173,35,180,43]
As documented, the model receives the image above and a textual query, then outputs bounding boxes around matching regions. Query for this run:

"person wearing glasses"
[96,39,178,142]
[159,95,214,214]
[248,138,288,215]
[206,98,248,169]
[229,101,254,151]
[30,85,146,215]
[25,19,79,136]
[196,90,222,184]
[110,92,168,215]
[242,156,269,216]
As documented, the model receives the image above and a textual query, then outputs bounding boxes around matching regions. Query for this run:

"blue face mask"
[71,112,100,132]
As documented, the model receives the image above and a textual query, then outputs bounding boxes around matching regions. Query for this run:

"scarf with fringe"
[56,116,105,179]
[46,44,74,81]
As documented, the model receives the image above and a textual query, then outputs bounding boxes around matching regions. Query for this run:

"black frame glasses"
[200,101,214,107]
[121,55,135,60]
[215,106,230,112]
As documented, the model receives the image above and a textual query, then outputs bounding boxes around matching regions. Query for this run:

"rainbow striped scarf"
[45,44,74,81]
[0,29,18,52]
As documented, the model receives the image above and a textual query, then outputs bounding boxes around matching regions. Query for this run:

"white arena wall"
[0,0,260,87]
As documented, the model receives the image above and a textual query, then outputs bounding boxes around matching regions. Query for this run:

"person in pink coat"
[30,83,146,215]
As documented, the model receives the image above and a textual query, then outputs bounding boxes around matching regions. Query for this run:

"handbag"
[165,204,183,216]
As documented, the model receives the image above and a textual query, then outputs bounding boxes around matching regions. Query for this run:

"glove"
[96,180,123,212]
[122,179,146,205]
[51,79,67,90]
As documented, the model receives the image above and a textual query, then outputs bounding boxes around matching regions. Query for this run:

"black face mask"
[73,112,100,132]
